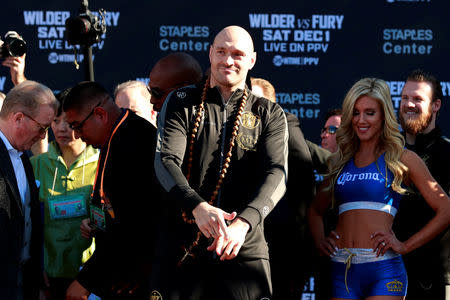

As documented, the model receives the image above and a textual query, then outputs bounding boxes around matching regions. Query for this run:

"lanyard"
[91,110,129,219]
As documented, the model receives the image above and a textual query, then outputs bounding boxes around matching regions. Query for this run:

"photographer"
[1,31,49,156]
[1,31,27,86]
[1,54,26,86]
[2,54,27,86]
[1,32,27,86]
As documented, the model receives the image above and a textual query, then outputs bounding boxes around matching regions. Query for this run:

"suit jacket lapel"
[0,138,23,215]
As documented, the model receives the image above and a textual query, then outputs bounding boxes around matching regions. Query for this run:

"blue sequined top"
[334,153,402,217]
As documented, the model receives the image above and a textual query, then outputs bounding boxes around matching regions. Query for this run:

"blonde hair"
[114,80,149,99]
[327,78,408,195]
[250,77,276,103]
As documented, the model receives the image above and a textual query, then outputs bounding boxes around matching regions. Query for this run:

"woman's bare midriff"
[334,209,394,249]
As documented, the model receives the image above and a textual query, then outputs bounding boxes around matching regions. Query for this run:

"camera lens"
[1,32,27,58]
[8,38,27,57]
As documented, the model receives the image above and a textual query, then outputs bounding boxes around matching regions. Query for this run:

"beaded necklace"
[178,77,248,266]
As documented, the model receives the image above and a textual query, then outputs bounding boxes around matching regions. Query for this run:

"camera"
[65,0,106,47]
[0,31,27,58]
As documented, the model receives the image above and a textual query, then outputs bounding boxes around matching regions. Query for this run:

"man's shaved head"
[209,26,256,97]
[212,26,255,53]
[149,52,202,111]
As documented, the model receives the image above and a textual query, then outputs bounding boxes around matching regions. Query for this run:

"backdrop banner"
[1,0,448,144]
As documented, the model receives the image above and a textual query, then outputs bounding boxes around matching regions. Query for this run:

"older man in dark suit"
[0,80,57,299]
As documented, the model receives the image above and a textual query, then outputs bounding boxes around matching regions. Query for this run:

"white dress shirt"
[0,129,31,262]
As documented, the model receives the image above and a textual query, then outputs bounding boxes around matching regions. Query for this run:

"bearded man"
[394,69,450,300]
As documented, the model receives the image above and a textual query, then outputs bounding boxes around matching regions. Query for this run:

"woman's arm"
[399,149,450,253]
[307,179,338,257]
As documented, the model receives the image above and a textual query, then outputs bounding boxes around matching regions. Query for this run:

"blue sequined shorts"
[331,248,408,299]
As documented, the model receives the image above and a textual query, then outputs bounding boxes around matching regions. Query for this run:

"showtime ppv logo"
[272,55,318,66]
[47,52,92,64]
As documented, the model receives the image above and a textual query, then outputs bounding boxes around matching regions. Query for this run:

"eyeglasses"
[22,112,50,135]
[321,125,339,134]
[147,85,176,99]
[147,82,190,99]
[69,101,103,131]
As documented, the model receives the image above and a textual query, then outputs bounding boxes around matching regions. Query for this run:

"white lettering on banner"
[91,11,120,27]
[64,40,104,50]
[294,30,327,42]
[136,78,150,85]
[277,93,320,105]
[39,39,63,49]
[110,12,120,26]
[307,43,329,52]
[391,97,401,112]
[278,92,321,120]
[264,42,287,52]
[383,29,432,41]
[159,26,209,37]
[297,19,311,29]
[23,10,119,66]
[263,29,291,41]
[37,26,65,39]
[386,81,405,96]
[249,13,344,67]
[382,28,433,55]
[158,25,210,52]
[23,11,70,25]
[159,39,209,51]
[24,10,120,27]
[0,77,6,91]
[289,43,305,52]
[383,42,432,55]
[248,14,296,28]
[386,81,405,112]
[284,107,320,119]
[441,82,450,96]
[311,15,344,29]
